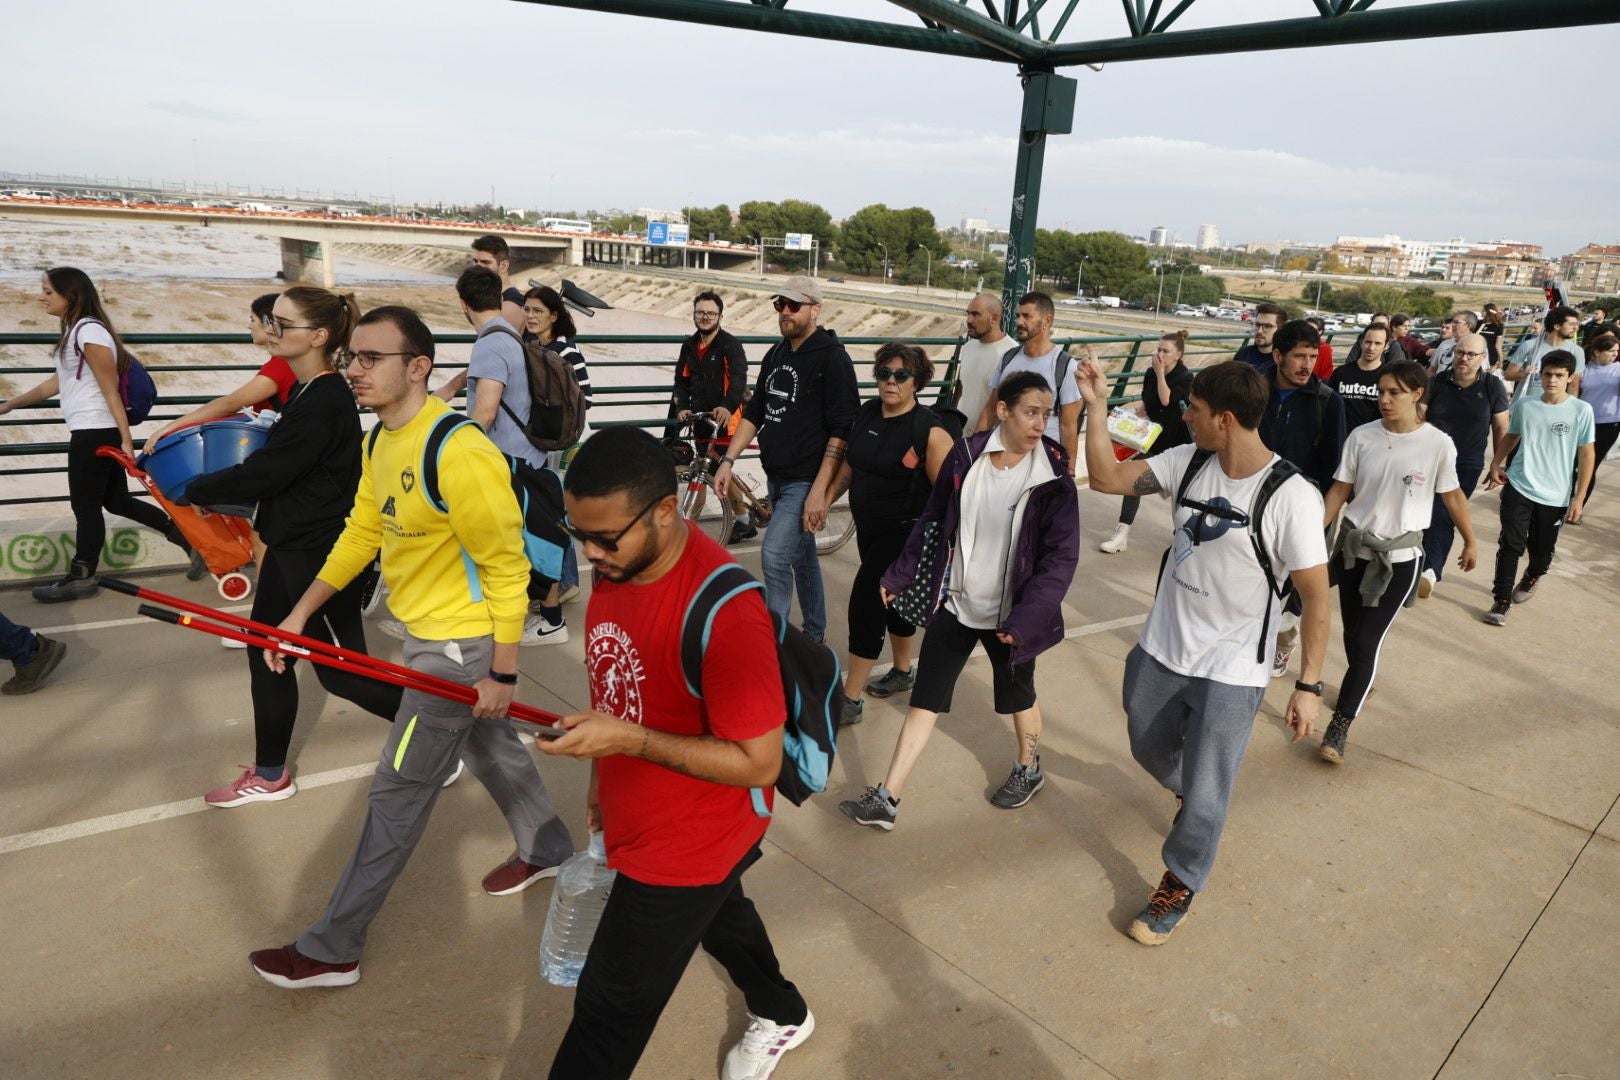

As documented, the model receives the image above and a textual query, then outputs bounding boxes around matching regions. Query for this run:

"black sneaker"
[1128,870,1195,946]
[1483,598,1511,626]
[1318,712,1352,764]
[186,548,210,582]
[2,634,67,696]
[838,786,898,831]
[989,757,1045,809]
[839,697,864,727]
[32,566,98,604]
[865,666,915,698]
[1511,574,1539,604]
[728,518,758,544]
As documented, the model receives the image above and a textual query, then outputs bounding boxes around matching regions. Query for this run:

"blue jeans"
[1422,458,1482,582]
[762,479,826,641]
[1,610,38,666]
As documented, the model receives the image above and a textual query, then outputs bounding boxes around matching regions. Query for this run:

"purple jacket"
[881,429,1080,665]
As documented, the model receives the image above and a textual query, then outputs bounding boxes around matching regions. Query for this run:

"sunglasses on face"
[772,297,804,314]
[560,495,663,553]
[873,366,915,383]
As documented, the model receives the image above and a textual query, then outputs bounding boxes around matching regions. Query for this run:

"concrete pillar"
[280,237,334,287]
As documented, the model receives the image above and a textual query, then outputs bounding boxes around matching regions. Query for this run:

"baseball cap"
[774,275,822,305]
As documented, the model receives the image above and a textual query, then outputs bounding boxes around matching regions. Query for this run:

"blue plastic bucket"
[200,419,271,474]
[139,427,207,504]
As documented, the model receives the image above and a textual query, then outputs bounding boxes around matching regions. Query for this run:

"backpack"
[1158,448,1303,664]
[366,413,568,582]
[679,563,842,815]
[994,344,1073,402]
[73,321,157,424]
[480,322,587,453]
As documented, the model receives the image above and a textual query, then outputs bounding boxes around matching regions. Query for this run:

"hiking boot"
[1128,870,1195,945]
[1270,645,1293,679]
[481,853,560,896]
[205,765,296,808]
[838,786,898,831]
[1483,598,1511,626]
[722,1009,816,1080]
[1512,574,1539,604]
[186,548,210,582]
[865,665,915,698]
[521,613,568,646]
[989,757,1045,809]
[1417,568,1435,599]
[2,634,67,696]
[728,517,759,544]
[1318,712,1352,764]
[839,697,864,727]
[250,944,359,989]
[1098,524,1129,554]
[31,565,98,604]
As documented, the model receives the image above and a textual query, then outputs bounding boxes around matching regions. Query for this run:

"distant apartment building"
[1196,224,1220,251]
[1324,242,1411,277]
[633,207,685,224]
[1331,234,1504,276]
[961,216,989,235]
[1561,243,1620,293]
[1446,248,1554,288]
[1149,225,1169,247]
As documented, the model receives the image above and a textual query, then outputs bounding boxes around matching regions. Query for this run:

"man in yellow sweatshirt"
[249,304,575,989]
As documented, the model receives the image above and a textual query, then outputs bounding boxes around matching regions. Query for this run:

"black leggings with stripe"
[1335,557,1419,720]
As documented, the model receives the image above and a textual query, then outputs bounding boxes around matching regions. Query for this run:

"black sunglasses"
[1180,497,1249,545]
[560,495,663,553]
[873,366,915,383]
[772,297,804,313]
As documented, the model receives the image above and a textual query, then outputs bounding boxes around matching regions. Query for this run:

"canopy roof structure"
[518,0,1619,323]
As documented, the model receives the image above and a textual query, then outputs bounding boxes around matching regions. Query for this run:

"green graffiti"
[1,529,148,575]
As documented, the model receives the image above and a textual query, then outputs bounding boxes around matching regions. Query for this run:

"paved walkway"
[2,482,1616,1079]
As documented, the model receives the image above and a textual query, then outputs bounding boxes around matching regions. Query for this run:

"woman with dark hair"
[0,268,194,602]
[186,286,405,807]
[838,370,1079,830]
[1576,331,1620,509]
[822,341,954,726]
[523,284,590,608]
[1098,331,1194,555]
[1317,361,1477,764]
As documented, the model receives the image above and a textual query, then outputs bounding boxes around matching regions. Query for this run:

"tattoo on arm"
[1131,470,1162,496]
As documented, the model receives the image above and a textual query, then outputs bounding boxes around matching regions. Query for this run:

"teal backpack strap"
[420,413,476,514]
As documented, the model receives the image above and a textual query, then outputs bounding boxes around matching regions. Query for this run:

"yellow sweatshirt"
[317,396,530,644]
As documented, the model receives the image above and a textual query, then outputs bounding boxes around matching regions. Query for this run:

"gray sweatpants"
[1122,646,1266,894]
[298,633,575,964]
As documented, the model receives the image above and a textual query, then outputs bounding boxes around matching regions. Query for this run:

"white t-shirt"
[1141,444,1329,688]
[947,450,1032,629]
[989,345,1080,441]
[1334,423,1459,563]
[54,318,120,431]
[956,335,1010,426]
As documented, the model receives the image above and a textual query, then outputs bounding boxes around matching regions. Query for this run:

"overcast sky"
[4,0,1616,255]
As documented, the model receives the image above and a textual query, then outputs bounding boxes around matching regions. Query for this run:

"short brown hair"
[874,341,934,390]
[471,234,510,261]
[1253,302,1287,325]
[1190,361,1268,430]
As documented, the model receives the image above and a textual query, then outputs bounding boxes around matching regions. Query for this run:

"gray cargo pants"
[298,633,575,964]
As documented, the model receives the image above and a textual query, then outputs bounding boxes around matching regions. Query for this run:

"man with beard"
[671,290,753,540]
[973,291,1081,470]
[1233,303,1286,370]
[957,291,1010,431]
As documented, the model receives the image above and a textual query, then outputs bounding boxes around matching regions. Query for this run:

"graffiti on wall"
[0,529,148,577]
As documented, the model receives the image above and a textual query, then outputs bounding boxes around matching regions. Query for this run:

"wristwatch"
[488,669,519,686]
[1294,679,1324,696]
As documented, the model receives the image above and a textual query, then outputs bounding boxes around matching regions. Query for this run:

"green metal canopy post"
[1001,70,1077,334]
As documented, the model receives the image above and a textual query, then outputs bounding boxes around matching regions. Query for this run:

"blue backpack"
[679,563,842,815]
[73,321,157,424]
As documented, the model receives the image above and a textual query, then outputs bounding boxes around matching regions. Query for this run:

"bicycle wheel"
[677,473,734,548]
[816,493,856,556]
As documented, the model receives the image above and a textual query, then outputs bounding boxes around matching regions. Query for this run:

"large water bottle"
[539,832,616,987]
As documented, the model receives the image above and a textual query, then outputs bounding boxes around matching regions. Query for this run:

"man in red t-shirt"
[540,426,814,1080]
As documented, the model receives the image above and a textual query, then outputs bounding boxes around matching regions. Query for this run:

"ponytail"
[282,286,361,368]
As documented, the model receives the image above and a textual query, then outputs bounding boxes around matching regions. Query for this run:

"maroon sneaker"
[250,944,359,989]
[482,853,560,896]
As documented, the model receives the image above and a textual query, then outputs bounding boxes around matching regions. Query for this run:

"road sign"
[647,221,670,246]
[668,223,689,245]
[784,233,814,251]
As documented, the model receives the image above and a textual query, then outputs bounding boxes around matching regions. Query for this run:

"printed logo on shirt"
[380,496,397,518]
[1171,497,1242,565]
[1551,421,1572,437]
[763,365,800,425]
[401,466,416,493]
[587,621,645,726]
[1402,470,1427,494]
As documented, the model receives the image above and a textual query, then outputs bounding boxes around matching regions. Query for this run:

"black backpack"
[480,322,587,452]
[994,344,1074,400]
[1159,448,1303,664]
[679,563,842,813]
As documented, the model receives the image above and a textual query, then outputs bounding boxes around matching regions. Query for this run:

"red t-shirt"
[1313,343,1335,381]
[252,356,298,413]
[587,521,785,886]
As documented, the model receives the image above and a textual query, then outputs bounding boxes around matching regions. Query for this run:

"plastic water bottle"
[539,832,616,987]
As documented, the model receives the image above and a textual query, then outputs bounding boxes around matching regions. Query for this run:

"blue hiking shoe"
[1129,870,1195,946]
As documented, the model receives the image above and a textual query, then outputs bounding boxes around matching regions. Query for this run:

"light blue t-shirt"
[1507,336,1585,403]
[1578,361,1620,424]
[467,322,544,469]
[1506,395,1595,507]
[989,344,1080,440]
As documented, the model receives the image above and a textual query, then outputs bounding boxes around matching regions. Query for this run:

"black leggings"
[249,545,402,768]
[847,523,917,660]
[1335,558,1419,720]
[66,428,180,571]
[1577,420,1619,507]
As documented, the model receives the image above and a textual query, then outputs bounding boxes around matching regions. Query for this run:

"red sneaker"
[205,766,295,808]
[482,853,560,896]
[250,944,359,989]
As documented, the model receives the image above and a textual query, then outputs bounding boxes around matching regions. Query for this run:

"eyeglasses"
[268,315,317,336]
[342,350,415,371]
[560,495,664,553]
[873,366,915,383]
[693,309,721,319]
[1180,497,1250,545]
[772,297,804,314]
[1455,350,1487,359]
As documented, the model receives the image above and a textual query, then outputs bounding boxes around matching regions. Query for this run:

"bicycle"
[664,417,855,555]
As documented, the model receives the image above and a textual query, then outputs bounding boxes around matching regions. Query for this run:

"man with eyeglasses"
[671,291,753,541]
[1429,311,1482,375]
[249,304,575,990]
[1233,303,1287,370]
[716,276,859,644]
[1419,333,1509,598]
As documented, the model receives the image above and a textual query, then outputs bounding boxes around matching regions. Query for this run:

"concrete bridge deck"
[2,481,1616,1079]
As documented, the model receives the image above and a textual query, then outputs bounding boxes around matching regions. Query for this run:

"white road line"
[1065,613,1147,639]
[34,604,254,637]
[0,762,377,857]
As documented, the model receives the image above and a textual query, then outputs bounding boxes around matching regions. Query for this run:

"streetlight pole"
[1154,264,1165,316]
[877,241,889,284]
[921,247,932,294]
[1075,254,1090,297]
[1174,264,1190,308]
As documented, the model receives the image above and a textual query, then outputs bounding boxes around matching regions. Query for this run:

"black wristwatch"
[1294,679,1324,696]
[488,669,519,686]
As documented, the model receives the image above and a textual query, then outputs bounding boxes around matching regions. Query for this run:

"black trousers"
[66,428,179,571]
[1336,558,1418,720]
[549,846,806,1080]
[1576,420,1619,507]
[847,522,917,660]
[248,545,401,768]
[1492,483,1565,603]
[909,605,1037,715]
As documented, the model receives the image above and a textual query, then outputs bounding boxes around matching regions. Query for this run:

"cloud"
[148,100,254,123]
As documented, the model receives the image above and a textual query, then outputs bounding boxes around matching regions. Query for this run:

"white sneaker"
[521,613,569,647]
[1270,646,1293,679]
[558,584,581,604]
[441,759,465,788]
[221,636,248,650]
[375,619,407,641]
[1418,568,1436,599]
[721,1010,815,1080]
[1098,524,1129,554]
